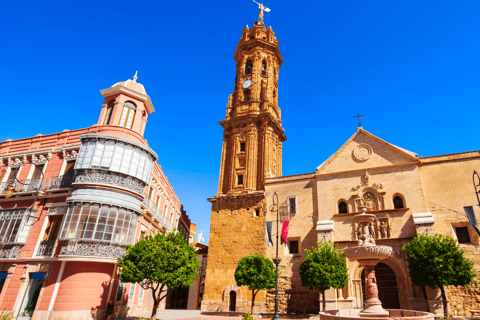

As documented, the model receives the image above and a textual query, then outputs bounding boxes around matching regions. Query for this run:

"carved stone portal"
[355,217,392,241]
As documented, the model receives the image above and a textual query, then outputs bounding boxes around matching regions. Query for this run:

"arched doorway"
[229,290,236,311]
[361,262,400,309]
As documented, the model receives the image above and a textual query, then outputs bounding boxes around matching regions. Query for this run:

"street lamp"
[474,171,480,208]
[3,163,45,217]
[464,171,480,237]
[272,191,281,320]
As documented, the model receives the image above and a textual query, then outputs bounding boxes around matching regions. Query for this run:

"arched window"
[245,60,253,75]
[243,89,251,102]
[273,88,277,98]
[338,201,348,214]
[393,196,404,209]
[103,102,114,125]
[119,102,136,129]
[261,60,266,75]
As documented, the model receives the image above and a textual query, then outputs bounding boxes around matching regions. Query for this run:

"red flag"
[281,221,289,245]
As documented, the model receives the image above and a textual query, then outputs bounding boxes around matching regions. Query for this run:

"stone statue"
[380,220,387,239]
[365,270,378,296]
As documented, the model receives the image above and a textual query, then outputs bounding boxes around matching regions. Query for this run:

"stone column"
[246,129,257,190]
[217,138,228,195]
[229,135,239,191]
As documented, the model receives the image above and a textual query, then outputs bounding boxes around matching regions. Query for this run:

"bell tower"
[217,19,286,197]
[202,16,286,312]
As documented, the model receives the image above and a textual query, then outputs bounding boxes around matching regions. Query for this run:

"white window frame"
[128,283,136,300]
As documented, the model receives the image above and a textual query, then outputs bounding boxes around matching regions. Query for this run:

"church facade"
[203,14,480,316]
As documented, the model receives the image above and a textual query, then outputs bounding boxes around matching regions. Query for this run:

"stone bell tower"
[202,16,286,312]
[218,18,286,196]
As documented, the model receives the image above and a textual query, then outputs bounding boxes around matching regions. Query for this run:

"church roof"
[111,71,146,95]
[315,127,419,174]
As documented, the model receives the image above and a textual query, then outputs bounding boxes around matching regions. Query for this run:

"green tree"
[402,234,478,318]
[299,241,349,311]
[234,253,276,314]
[118,230,200,320]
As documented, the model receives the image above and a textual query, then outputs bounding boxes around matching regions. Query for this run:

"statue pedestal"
[358,260,389,318]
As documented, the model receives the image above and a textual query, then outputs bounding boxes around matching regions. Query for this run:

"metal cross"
[354,112,364,127]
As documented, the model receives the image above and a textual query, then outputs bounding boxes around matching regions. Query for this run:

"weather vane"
[253,0,271,20]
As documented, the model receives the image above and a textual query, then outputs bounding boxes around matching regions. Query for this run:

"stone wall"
[202,195,267,311]
[265,262,319,314]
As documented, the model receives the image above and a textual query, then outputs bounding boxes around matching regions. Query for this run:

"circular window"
[353,144,372,161]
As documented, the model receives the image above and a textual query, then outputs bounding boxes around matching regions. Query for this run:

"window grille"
[456,227,470,244]
[0,209,28,243]
[289,198,296,214]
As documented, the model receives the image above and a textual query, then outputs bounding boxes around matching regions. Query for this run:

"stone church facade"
[203,14,480,317]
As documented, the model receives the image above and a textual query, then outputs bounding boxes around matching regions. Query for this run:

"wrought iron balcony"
[36,240,56,257]
[48,173,76,190]
[0,178,47,195]
[0,244,23,258]
[59,239,126,259]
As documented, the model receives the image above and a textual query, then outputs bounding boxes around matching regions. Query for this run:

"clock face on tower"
[242,80,252,89]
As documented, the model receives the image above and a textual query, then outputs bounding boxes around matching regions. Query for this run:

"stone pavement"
[131,309,242,320]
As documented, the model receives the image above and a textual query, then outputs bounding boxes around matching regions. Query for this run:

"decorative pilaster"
[218,138,228,195]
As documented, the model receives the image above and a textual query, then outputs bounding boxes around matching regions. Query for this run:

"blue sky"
[2,1,480,243]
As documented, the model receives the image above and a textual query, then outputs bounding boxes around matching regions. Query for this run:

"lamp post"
[4,163,45,218]
[474,171,480,208]
[272,191,281,320]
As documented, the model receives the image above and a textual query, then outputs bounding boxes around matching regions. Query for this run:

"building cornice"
[100,86,155,114]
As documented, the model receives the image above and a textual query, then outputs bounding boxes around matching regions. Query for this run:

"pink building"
[0,73,187,319]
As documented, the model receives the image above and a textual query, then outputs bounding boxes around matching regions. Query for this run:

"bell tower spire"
[217,19,286,196]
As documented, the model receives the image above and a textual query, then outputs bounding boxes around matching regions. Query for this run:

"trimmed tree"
[402,234,478,318]
[118,229,200,320]
[299,241,349,312]
[234,253,276,314]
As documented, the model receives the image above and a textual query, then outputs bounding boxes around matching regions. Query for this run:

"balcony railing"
[36,240,56,257]
[48,173,76,190]
[0,244,23,258]
[59,239,126,259]
[0,178,47,195]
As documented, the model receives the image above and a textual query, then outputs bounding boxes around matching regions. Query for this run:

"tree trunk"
[251,289,258,315]
[321,289,326,312]
[150,284,166,320]
[439,285,449,318]
[150,297,160,320]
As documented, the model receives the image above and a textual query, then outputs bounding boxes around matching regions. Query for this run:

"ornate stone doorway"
[229,291,236,311]
[361,262,400,309]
